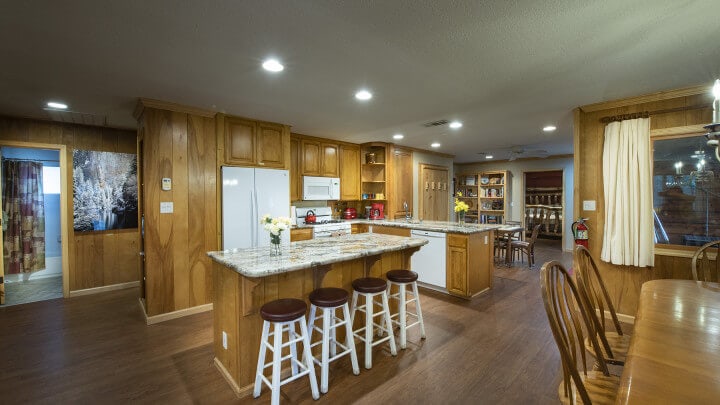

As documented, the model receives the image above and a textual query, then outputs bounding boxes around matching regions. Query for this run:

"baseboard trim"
[214,357,252,397]
[145,303,213,325]
[68,281,139,297]
[598,309,635,325]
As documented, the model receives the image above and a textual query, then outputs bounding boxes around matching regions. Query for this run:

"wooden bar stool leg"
[271,322,283,405]
[289,322,299,376]
[398,282,407,349]
[382,291,398,356]
[320,307,331,393]
[330,307,337,357]
[412,281,426,339]
[343,303,360,375]
[253,320,271,398]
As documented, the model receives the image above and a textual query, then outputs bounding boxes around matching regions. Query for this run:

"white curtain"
[601,118,654,267]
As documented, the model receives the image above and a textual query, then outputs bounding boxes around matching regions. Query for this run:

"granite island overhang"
[206,233,428,397]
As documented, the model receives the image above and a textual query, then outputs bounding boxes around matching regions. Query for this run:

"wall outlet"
[160,202,174,213]
[222,331,228,350]
[484,235,488,244]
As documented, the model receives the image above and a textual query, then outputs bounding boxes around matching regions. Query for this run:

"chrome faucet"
[403,201,411,222]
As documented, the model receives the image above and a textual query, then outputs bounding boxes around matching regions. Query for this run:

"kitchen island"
[207,233,428,397]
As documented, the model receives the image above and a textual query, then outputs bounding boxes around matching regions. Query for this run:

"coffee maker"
[369,203,384,220]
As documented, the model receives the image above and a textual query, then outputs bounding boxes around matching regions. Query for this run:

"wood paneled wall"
[0,116,138,292]
[575,86,714,316]
[137,108,217,317]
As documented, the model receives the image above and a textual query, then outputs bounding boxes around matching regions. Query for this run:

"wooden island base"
[212,248,416,397]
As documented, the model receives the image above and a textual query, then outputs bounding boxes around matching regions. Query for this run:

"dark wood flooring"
[0,239,570,404]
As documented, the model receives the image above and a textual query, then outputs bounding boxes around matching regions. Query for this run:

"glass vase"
[270,234,282,256]
[457,211,466,226]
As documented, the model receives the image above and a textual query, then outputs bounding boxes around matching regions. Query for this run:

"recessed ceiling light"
[262,59,284,72]
[355,90,372,101]
[449,121,463,129]
[486,155,493,159]
[431,142,441,148]
[543,125,557,132]
[393,134,404,140]
[46,101,68,109]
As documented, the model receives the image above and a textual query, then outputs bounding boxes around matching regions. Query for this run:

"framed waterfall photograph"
[72,150,138,231]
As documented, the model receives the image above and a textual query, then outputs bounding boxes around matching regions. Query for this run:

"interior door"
[419,164,449,221]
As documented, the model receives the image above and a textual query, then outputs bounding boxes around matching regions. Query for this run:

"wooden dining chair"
[540,261,619,405]
[573,245,630,367]
[511,224,541,268]
[691,240,720,282]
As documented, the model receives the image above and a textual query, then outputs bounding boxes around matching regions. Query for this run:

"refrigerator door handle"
[253,189,259,246]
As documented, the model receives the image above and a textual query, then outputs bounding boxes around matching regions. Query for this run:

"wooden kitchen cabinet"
[223,115,289,168]
[340,145,361,200]
[290,227,313,241]
[446,231,494,299]
[370,225,410,237]
[389,146,413,219]
[351,223,368,234]
[301,139,339,177]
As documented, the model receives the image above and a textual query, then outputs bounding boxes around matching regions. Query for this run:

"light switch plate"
[582,200,596,211]
[160,202,174,213]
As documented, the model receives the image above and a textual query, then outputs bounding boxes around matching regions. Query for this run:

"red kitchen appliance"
[305,209,317,224]
[369,203,384,220]
[343,208,357,219]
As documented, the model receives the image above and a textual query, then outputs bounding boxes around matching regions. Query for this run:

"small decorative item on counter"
[454,192,470,226]
[260,214,292,256]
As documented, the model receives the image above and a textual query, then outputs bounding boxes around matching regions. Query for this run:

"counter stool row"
[253,270,426,405]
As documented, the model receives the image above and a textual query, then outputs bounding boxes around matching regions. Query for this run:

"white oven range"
[295,207,351,238]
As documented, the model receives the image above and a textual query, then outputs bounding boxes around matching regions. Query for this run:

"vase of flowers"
[261,214,292,256]
[454,192,469,226]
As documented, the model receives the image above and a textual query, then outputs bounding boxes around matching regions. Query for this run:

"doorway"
[1,146,65,306]
[419,164,449,221]
[523,170,564,251]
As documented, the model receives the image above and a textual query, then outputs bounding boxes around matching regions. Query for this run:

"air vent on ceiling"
[422,119,449,127]
[44,108,108,127]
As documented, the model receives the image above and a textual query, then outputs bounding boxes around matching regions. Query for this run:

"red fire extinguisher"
[572,218,589,248]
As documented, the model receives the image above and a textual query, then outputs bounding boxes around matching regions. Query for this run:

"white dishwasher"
[410,230,447,288]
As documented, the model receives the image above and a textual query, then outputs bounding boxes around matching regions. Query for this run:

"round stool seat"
[352,277,387,293]
[260,298,307,322]
[386,269,418,283]
[309,287,349,308]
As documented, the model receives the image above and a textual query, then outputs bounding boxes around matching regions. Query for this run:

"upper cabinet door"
[340,145,360,200]
[321,143,339,177]
[225,117,256,165]
[301,140,322,176]
[290,137,301,201]
[256,122,285,168]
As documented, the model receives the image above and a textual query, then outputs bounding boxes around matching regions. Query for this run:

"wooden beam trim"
[579,84,711,112]
[599,104,711,123]
[134,98,216,119]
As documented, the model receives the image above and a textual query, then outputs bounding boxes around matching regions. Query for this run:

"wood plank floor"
[0,239,570,404]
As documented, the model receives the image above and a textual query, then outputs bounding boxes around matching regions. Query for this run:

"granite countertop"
[350,219,502,234]
[207,233,428,277]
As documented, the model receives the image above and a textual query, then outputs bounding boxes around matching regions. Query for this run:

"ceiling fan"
[508,147,549,161]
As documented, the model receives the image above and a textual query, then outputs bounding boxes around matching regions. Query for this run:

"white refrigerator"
[221,166,290,250]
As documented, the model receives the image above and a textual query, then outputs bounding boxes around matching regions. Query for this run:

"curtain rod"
[1,157,59,163]
[600,103,711,123]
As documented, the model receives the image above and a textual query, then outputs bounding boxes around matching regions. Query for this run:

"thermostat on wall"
[162,178,172,191]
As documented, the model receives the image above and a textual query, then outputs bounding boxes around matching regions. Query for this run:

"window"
[43,166,60,194]
[653,134,720,246]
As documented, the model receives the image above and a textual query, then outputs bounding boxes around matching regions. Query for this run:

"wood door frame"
[418,163,450,221]
[0,140,70,298]
[520,168,566,251]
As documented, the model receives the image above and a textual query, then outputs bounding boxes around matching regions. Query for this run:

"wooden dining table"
[616,279,720,404]
[495,226,523,265]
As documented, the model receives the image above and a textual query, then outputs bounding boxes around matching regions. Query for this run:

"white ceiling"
[1,1,719,162]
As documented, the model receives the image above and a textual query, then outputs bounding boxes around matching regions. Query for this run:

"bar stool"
[350,277,397,369]
[386,269,426,349]
[307,287,360,393]
[253,298,319,405]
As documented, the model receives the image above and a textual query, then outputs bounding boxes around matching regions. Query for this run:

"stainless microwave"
[303,176,340,200]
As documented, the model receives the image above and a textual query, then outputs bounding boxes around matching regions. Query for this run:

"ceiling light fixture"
[262,59,284,72]
[449,121,463,129]
[355,90,372,101]
[486,155,493,159]
[393,134,404,140]
[47,101,68,109]
[705,79,720,161]
[431,142,441,148]
[543,125,557,132]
